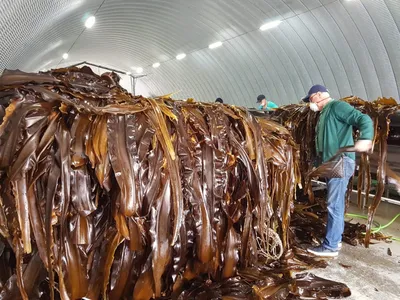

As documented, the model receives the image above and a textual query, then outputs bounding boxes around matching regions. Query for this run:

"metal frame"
[63,61,147,95]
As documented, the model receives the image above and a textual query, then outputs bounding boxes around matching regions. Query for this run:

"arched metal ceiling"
[1,0,400,106]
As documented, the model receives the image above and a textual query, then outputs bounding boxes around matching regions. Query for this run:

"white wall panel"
[1,0,400,107]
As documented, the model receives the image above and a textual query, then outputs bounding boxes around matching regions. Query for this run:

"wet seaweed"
[0,66,350,299]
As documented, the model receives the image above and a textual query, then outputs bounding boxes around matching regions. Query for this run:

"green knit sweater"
[316,100,374,163]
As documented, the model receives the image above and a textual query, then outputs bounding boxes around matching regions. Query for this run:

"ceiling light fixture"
[209,41,223,49]
[136,67,143,74]
[260,20,282,31]
[85,16,96,28]
[152,62,160,68]
[62,53,69,59]
[176,53,186,60]
[126,71,131,75]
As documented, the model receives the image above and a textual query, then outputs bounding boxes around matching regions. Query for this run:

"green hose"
[345,213,400,241]
[345,213,381,232]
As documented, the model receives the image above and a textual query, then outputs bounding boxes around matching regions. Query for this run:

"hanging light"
[85,16,96,28]
[62,53,69,59]
[152,62,160,68]
[260,20,282,31]
[176,53,186,60]
[209,41,223,49]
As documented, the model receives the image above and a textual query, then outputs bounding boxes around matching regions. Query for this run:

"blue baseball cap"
[302,85,329,102]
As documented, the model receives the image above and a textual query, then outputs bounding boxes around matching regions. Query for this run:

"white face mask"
[309,102,319,112]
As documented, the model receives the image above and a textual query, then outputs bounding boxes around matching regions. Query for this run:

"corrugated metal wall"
[1,0,400,106]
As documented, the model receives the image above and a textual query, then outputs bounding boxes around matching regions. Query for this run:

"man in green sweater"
[302,85,374,257]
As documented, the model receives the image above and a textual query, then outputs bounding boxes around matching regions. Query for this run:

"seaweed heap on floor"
[0,66,350,299]
[270,97,400,247]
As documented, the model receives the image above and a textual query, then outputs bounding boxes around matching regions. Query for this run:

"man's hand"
[346,140,373,153]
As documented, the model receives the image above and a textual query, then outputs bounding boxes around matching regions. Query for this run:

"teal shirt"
[316,99,374,163]
[259,100,279,111]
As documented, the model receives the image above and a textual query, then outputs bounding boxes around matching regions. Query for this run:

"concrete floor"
[307,200,400,300]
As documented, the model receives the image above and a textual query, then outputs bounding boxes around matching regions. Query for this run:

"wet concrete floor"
[305,200,400,299]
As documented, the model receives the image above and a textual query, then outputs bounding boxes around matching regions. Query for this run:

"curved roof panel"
[1,0,400,106]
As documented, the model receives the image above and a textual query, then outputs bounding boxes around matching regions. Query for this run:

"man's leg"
[323,177,348,250]
[307,177,344,257]
[308,157,355,256]
[324,157,355,250]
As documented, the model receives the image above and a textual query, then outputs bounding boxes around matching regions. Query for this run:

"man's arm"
[269,101,279,109]
[266,101,279,111]
[333,101,374,140]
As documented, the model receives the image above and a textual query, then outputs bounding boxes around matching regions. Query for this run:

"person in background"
[256,94,278,111]
[215,98,224,104]
[302,84,374,257]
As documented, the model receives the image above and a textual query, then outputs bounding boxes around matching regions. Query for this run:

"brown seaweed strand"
[107,115,137,217]
[45,155,60,300]
[0,101,52,169]
[145,98,182,246]
[56,118,78,298]
[364,154,371,208]
[125,113,143,217]
[0,192,9,238]
[102,230,124,299]
[27,184,48,267]
[233,107,271,250]
[151,176,172,297]
[15,237,28,300]
[182,106,213,265]
[282,143,294,249]
[11,174,31,254]
[364,111,391,246]
[174,107,205,277]
[345,173,354,211]
[209,106,231,276]
[108,241,136,300]
[357,154,366,208]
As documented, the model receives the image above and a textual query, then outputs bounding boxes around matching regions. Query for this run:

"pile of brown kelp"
[271,96,400,247]
[0,66,351,299]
